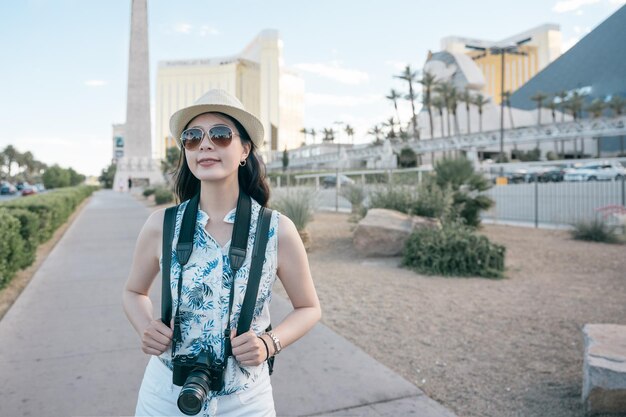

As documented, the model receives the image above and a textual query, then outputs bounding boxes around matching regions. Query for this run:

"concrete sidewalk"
[0,190,456,417]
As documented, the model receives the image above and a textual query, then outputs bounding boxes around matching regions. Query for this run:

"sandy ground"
[278,212,626,417]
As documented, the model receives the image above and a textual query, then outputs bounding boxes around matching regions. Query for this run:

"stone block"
[583,324,626,416]
[353,208,439,257]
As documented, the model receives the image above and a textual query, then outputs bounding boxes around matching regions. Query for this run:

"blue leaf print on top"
[161,199,280,398]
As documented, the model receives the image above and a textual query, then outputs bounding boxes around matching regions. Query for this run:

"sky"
[1,0,624,177]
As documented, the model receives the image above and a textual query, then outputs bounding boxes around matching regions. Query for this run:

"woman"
[122,89,321,416]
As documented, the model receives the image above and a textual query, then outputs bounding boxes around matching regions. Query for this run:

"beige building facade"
[441,24,562,104]
[155,29,304,162]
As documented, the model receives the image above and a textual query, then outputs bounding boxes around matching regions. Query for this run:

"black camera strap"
[161,191,273,370]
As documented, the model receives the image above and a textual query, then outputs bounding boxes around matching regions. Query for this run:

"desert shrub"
[402,222,506,278]
[367,186,416,214]
[154,187,174,205]
[411,179,454,220]
[433,157,494,227]
[340,184,366,214]
[270,189,316,231]
[143,188,156,197]
[571,218,621,244]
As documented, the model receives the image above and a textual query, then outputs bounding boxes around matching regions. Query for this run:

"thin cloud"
[608,0,626,4]
[84,80,107,87]
[199,25,220,36]
[305,93,380,107]
[171,23,219,36]
[562,36,580,52]
[294,63,369,85]
[385,60,410,71]
[173,23,193,34]
[552,0,600,13]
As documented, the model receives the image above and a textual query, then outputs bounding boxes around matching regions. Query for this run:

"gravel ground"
[276,212,626,417]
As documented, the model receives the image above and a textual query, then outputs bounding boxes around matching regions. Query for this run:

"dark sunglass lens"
[209,126,233,147]
[181,128,203,149]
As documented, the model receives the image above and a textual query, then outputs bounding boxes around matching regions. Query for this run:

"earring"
[239,159,247,167]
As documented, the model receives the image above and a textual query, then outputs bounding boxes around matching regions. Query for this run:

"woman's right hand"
[141,319,174,355]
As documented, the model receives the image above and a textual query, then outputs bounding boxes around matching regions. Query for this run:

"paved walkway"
[0,190,457,417]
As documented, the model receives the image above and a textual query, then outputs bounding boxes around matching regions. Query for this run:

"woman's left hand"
[231,329,268,366]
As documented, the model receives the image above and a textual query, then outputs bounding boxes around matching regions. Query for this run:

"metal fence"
[272,167,626,230]
[483,178,626,229]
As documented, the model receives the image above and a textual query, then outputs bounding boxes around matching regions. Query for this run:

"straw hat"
[169,89,264,148]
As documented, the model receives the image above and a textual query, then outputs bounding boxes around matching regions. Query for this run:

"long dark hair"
[173,112,270,206]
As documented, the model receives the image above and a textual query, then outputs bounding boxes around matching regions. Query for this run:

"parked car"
[33,183,46,192]
[21,185,38,196]
[322,174,355,188]
[563,161,626,181]
[536,166,566,182]
[0,181,18,195]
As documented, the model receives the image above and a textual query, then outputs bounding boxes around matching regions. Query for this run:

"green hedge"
[0,210,25,288]
[402,222,506,278]
[0,185,98,288]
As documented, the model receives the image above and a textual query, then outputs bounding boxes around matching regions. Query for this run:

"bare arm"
[121,208,173,355]
[264,214,321,353]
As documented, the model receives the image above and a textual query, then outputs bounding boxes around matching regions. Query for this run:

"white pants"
[135,356,276,417]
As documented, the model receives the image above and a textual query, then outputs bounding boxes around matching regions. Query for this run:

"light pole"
[466,37,531,165]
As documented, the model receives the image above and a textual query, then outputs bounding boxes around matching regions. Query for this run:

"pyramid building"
[510,5,626,110]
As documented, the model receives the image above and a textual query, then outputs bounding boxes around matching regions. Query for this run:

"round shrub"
[402,222,506,278]
[154,188,174,205]
[143,188,156,197]
[3,208,39,269]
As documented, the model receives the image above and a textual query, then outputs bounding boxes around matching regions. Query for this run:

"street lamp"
[466,37,531,164]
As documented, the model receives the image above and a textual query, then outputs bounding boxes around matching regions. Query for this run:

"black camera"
[172,351,225,416]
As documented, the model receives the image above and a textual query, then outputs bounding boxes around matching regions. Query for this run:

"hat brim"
[170,104,265,148]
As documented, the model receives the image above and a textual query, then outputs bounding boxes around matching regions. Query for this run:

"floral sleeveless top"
[158,197,280,400]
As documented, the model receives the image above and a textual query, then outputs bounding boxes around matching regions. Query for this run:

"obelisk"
[114,0,163,191]
[125,0,151,159]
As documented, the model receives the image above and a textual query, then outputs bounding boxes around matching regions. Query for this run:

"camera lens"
[177,370,211,415]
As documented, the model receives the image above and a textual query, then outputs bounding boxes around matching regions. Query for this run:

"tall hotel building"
[155,29,305,162]
[441,24,562,104]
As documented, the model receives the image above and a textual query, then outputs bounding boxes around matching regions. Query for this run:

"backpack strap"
[160,205,178,326]
[236,207,273,335]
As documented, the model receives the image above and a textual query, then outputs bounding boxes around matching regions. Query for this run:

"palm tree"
[2,145,19,178]
[530,91,548,125]
[431,96,445,138]
[20,151,36,179]
[459,89,472,134]
[394,65,420,140]
[546,96,558,124]
[344,124,355,144]
[299,128,308,145]
[557,90,568,122]
[419,71,437,139]
[473,94,490,133]
[384,117,397,140]
[386,89,402,127]
[368,125,384,145]
[310,128,317,144]
[608,95,625,155]
[502,91,515,129]
[435,81,454,137]
[564,91,585,121]
[587,99,605,157]
[322,128,335,142]
[448,86,460,136]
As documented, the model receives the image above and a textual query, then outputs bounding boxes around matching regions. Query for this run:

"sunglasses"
[179,125,239,150]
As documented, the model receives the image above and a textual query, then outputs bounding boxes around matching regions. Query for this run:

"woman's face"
[183,113,250,183]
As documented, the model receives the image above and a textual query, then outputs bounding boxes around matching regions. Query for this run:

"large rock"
[353,208,439,257]
[583,324,626,416]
